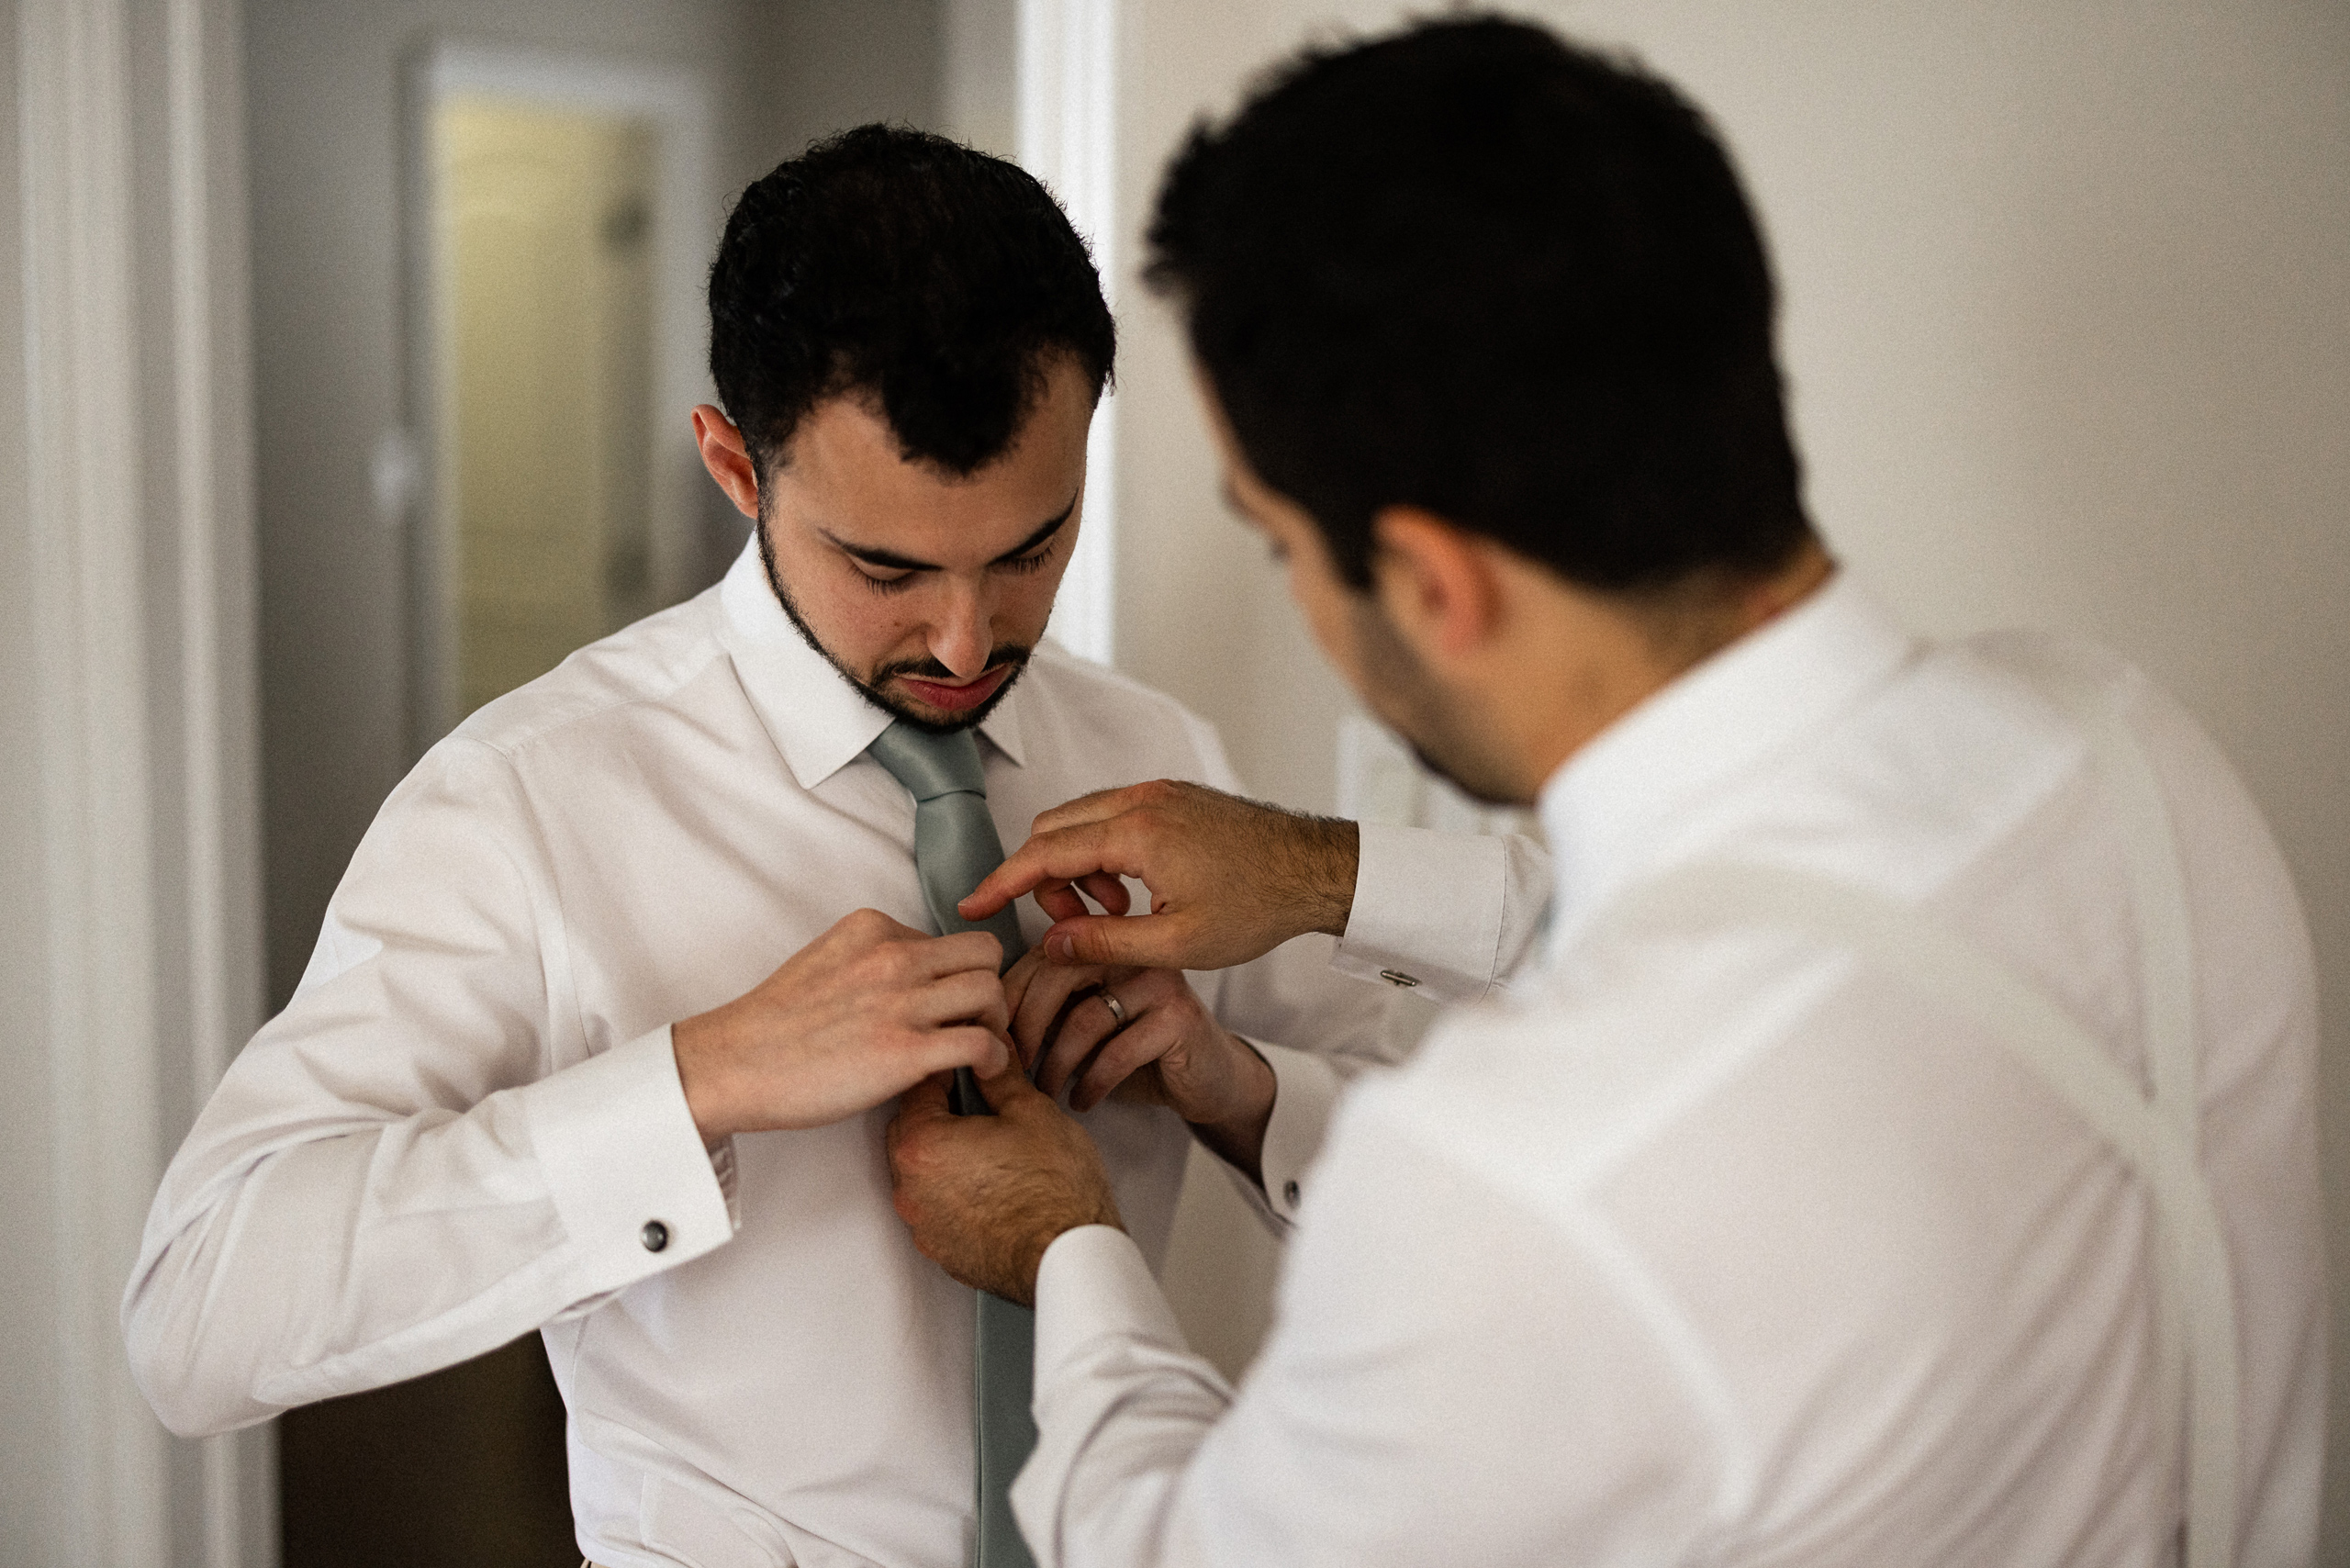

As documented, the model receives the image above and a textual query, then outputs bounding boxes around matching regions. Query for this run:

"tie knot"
[866,719,989,802]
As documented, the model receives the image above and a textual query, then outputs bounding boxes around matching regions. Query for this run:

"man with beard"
[124,127,1543,1567]
[887,19,2323,1568]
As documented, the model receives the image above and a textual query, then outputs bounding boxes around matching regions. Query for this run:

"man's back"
[1023,579,2323,1567]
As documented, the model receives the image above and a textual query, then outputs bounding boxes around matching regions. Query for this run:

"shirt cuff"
[1034,1224,1188,1378]
[1216,1037,1342,1229]
[521,1025,738,1294]
[1333,823,1509,1002]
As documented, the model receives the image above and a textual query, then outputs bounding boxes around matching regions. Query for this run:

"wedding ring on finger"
[1100,992,1130,1030]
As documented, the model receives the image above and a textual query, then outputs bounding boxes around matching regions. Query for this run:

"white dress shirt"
[121,540,1544,1568]
[1016,577,2324,1568]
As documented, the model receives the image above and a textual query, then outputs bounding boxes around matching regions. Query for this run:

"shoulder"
[445,588,734,760]
[1013,639,1236,784]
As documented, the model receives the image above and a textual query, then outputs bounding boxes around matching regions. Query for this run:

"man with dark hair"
[125,125,1537,1566]
[889,20,2322,1567]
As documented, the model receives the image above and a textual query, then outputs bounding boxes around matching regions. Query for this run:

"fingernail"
[1047,935,1073,960]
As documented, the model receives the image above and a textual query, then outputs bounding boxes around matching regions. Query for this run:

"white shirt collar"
[1535,573,1915,952]
[713,536,1030,790]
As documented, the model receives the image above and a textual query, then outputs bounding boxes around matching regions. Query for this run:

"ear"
[1368,506,1502,666]
[692,405,761,520]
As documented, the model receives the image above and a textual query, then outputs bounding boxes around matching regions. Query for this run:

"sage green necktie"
[865,720,1036,1568]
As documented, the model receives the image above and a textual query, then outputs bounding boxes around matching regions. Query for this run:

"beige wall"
[1105,0,2350,1548]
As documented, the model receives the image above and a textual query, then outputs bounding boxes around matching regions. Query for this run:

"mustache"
[875,644,1033,684]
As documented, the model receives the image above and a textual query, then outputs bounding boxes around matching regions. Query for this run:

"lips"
[895,665,1013,712]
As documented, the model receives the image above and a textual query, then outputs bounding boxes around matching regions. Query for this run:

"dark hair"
[710,125,1115,477]
[1146,17,1810,592]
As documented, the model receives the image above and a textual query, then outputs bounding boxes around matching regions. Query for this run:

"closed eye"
[855,564,919,594]
[999,538,1058,576]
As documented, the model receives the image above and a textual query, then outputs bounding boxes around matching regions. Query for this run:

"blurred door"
[438,95,657,714]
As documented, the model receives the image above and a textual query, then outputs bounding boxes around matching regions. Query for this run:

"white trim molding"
[1018,0,1119,667]
[10,0,266,1561]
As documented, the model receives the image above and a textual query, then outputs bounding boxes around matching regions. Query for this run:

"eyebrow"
[822,494,1080,574]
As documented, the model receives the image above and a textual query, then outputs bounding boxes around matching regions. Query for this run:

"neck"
[1513,539,1837,792]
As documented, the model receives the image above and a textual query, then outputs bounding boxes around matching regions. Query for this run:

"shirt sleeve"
[1175,710,1504,1213]
[1201,1037,1342,1230]
[120,736,737,1438]
[1330,823,1552,1003]
[1013,1099,1729,1568]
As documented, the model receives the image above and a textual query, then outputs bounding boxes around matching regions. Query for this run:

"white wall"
[1105,0,2350,1549]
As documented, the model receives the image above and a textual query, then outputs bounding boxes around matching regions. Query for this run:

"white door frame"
[400,39,716,749]
[1018,0,1120,666]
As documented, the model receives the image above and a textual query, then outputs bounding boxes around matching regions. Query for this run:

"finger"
[960,820,1136,919]
[975,1052,1052,1115]
[1029,879,1092,925]
[834,907,934,949]
[912,969,1012,1037]
[1077,871,1132,915]
[1027,783,1162,837]
[1072,1009,1186,1113]
[1013,962,1105,1065]
[916,1024,1010,1082]
[903,928,1005,980]
[1039,991,1127,1099]
[1039,912,1191,969]
[1001,947,1047,1019]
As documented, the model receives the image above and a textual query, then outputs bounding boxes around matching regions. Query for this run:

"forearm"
[1182,1036,1277,1186]
[123,1027,733,1435]
[1013,1106,1723,1568]
[1013,1227,1231,1568]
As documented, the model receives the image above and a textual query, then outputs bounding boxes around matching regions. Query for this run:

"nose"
[928,580,993,678]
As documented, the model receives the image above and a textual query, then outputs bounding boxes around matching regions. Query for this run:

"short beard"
[1348,594,1527,807]
[756,518,1032,735]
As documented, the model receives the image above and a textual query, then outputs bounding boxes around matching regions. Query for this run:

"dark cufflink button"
[641,1220,670,1253]
[1378,969,1420,988]
[1282,1181,1302,1206]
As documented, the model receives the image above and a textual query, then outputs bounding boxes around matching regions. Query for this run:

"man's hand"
[1002,947,1276,1179]
[957,780,1360,972]
[887,1065,1122,1307]
[673,909,1011,1147]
